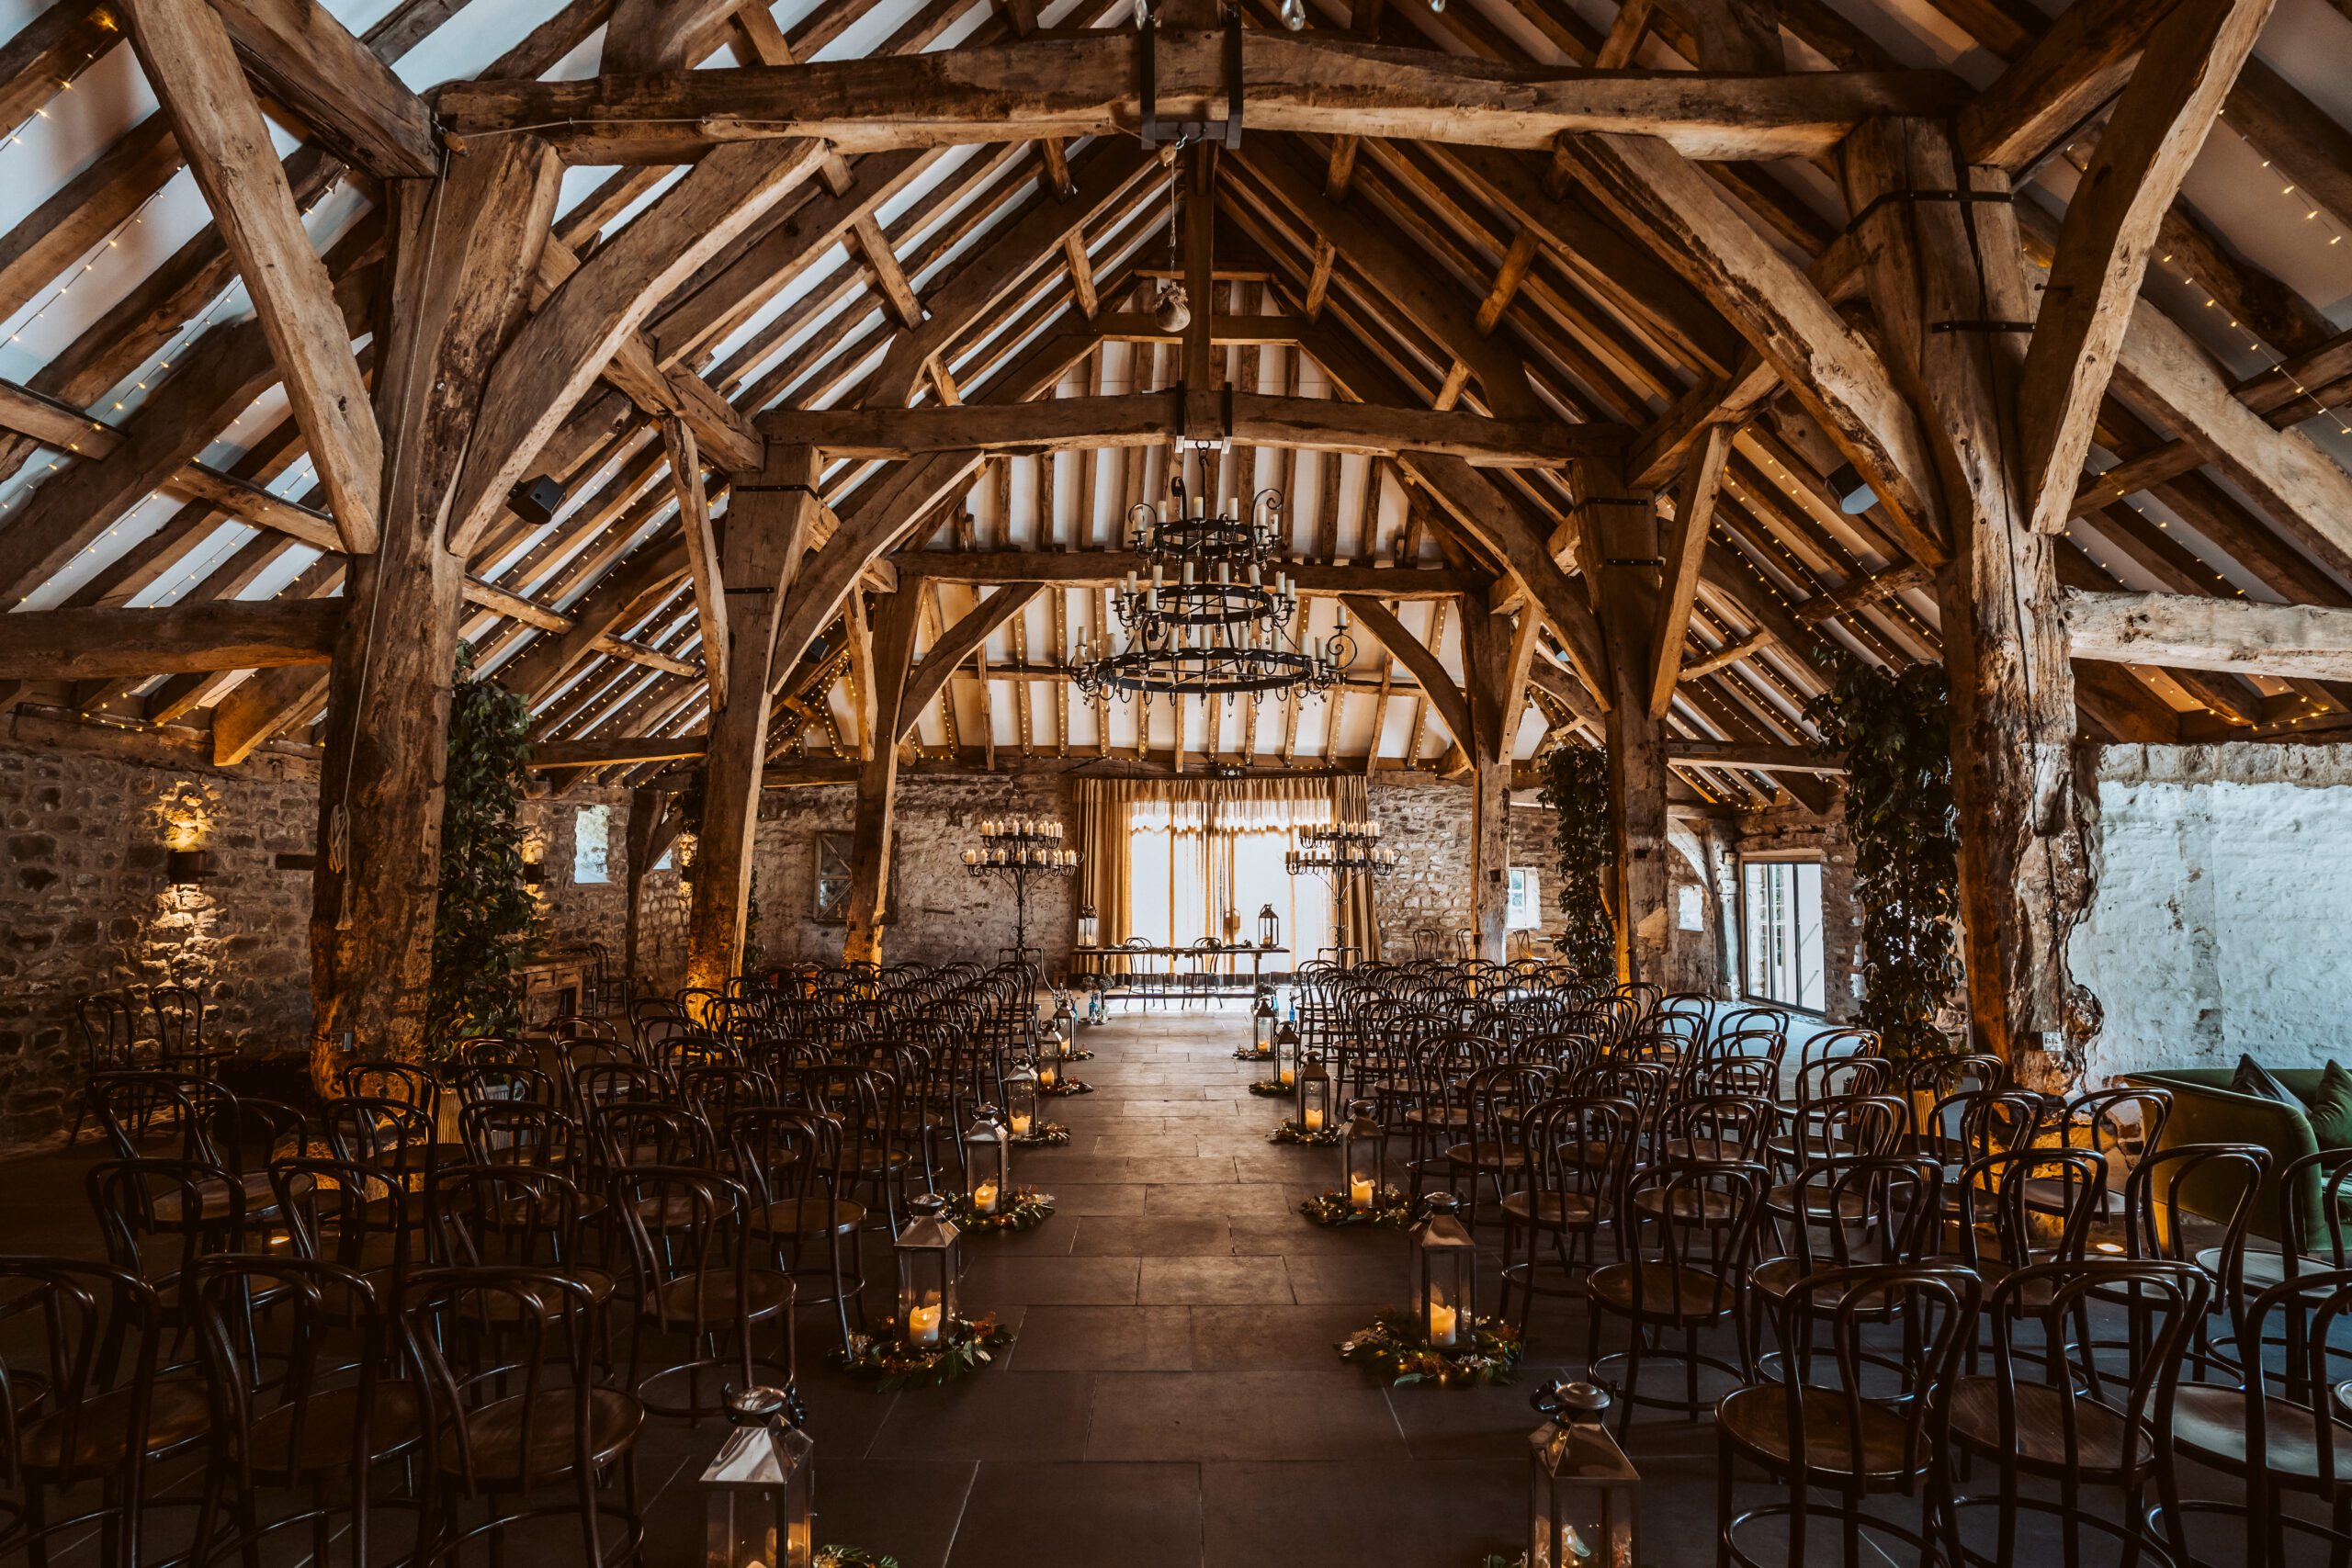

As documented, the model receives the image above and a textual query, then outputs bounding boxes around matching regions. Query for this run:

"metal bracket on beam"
[1138,6,1244,149]
[1843,187,2014,234]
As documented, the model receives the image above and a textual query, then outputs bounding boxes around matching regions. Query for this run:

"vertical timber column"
[1843,118,2097,1087]
[685,444,823,993]
[622,785,664,998]
[842,587,919,964]
[1461,603,1534,964]
[311,140,564,1080]
[1583,456,1670,982]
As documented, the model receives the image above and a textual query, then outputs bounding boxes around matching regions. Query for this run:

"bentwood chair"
[1716,1264,1980,1568]
[1589,1159,1769,1431]
[1944,1258,2206,1568]
[397,1267,644,1568]
[0,1258,209,1568]
[185,1255,423,1568]
[610,1166,796,1420]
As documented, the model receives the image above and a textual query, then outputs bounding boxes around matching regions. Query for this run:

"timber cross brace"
[0,0,2331,1090]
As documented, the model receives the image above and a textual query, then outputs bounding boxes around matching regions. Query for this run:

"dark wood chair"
[1589,1158,1768,1430]
[1716,1263,1979,1568]
[611,1165,796,1421]
[395,1266,644,1568]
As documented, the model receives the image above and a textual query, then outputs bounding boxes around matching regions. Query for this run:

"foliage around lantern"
[1536,740,1615,976]
[1339,1309,1523,1386]
[1803,651,1963,1065]
[1009,1122,1070,1146]
[942,1189,1057,1232]
[1269,1120,1343,1145]
[1297,1186,1429,1228]
[835,1315,1014,1391]
[428,645,537,1057]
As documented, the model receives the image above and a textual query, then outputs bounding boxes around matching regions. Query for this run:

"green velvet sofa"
[2120,1066,2335,1245]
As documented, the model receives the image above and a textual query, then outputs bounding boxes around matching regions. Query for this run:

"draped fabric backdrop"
[1069,777,1367,971]
[1329,775,1382,964]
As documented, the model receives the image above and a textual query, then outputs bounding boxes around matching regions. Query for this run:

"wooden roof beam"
[2064,589,2352,683]
[204,0,438,178]
[430,36,1966,163]
[0,599,343,680]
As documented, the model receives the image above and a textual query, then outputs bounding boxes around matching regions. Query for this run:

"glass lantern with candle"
[1296,1053,1333,1134]
[964,1106,1011,1216]
[1258,902,1280,949]
[1077,903,1100,948]
[894,1193,961,1347]
[701,1385,815,1568]
[1341,1100,1384,1211]
[1412,1192,1476,1351]
[1252,989,1276,1056]
[1004,1059,1039,1138]
[1274,1020,1299,1087]
[1035,1053,1060,1092]
[1526,1381,1638,1568]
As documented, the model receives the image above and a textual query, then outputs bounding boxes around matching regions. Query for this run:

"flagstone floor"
[0,1005,2251,1568]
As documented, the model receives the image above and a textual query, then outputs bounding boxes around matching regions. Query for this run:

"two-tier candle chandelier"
[1285,819,1401,881]
[1069,479,1351,703]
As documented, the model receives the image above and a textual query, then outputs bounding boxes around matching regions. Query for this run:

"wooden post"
[1843,118,2098,1086]
[622,784,664,1001]
[1460,602,1534,964]
[1583,454,1670,982]
[842,586,921,964]
[684,443,823,993]
[309,140,563,1082]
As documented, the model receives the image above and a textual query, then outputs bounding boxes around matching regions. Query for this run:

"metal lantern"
[1077,903,1100,947]
[1411,1191,1476,1350]
[701,1385,815,1568]
[1004,1058,1040,1138]
[1274,1020,1299,1088]
[964,1106,1011,1216]
[894,1193,961,1347]
[1527,1382,1639,1568]
[1036,1053,1061,1092]
[1258,902,1280,948]
[1252,989,1276,1055]
[1296,1052,1333,1134]
[1341,1099,1384,1210]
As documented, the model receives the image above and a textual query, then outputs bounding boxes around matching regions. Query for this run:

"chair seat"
[1662,1136,1757,1166]
[1763,1182,1875,1224]
[152,1168,279,1224]
[1402,1107,1472,1131]
[247,1384,424,1473]
[1631,1186,1740,1224]
[1443,1140,1527,1172]
[439,1386,642,1485]
[1500,1190,1605,1228]
[1717,1384,1926,1483]
[1589,1259,1736,1322]
[2172,1382,2352,1482]
[1949,1378,2143,1475]
[649,1268,794,1326]
[473,1267,616,1321]
[752,1196,865,1237]
[18,1378,209,1472]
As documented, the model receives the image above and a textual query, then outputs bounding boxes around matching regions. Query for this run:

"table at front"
[1067,944,1289,990]
[518,954,592,1025]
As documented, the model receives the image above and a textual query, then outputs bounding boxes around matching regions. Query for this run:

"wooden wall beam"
[0,599,343,679]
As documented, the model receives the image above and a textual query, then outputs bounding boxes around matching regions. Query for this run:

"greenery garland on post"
[1536,740,1615,976]
[1802,652,1962,1063]
[427,645,537,1056]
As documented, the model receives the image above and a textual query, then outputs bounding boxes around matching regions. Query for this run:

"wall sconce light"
[523,860,546,889]
[166,849,214,885]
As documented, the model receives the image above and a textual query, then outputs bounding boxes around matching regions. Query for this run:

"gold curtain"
[1330,774,1382,964]
[1073,780,1134,974]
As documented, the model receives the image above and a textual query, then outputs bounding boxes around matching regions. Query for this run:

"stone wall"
[2075,743,2352,1086]
[0,734,319,1140]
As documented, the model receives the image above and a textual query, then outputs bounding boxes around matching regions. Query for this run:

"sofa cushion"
[2234,1053,2301,1108]
[2309,1061,2352,1152]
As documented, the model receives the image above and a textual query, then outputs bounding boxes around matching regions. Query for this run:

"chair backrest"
[1519,1095,1639,1211]
[323,1095,438,1191]
[1657,1093,1775,1164]
[1772,1156,1944,1270]
[2125,1142,2268,1287]
[75,993,142,1070]
[1763,1264,1980,1485]
[148,985,205,1052]
[592,1100,715,1170]
[1978,1259,2207,1487]
[1956,1147,2109,1270]
[0,1258,168,1491]
[457,1098,577,1171]
[339,1058,435,1111]
[187,1254,392,1492]
[396,1265,609,1494]
[1619,1159,1770,1309]
[86,1156,247,1290]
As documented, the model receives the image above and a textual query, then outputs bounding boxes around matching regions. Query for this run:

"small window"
[572,804,612,885]
[1506,867,1541,930]
[1742,859,1824,1012]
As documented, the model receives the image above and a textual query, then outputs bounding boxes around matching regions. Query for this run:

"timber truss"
[0,0,2347,1066]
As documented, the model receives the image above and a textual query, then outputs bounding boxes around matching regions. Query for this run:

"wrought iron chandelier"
[1285,819,1401,880]
[1069,479,1352,702]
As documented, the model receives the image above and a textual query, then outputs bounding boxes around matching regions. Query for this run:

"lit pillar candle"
[1350,1175,1375,1211]
[1427,1302,1458,1347]
[1304,1106,1324,1132]
[972,1179,1000,1214]
[908,1303,943,1345]
[1010,1111,1034,1135]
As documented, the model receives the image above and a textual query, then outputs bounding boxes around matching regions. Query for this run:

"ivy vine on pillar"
[1802,653,1962,1064]
[1537,740,1616,976]
[428,646,537,1056]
